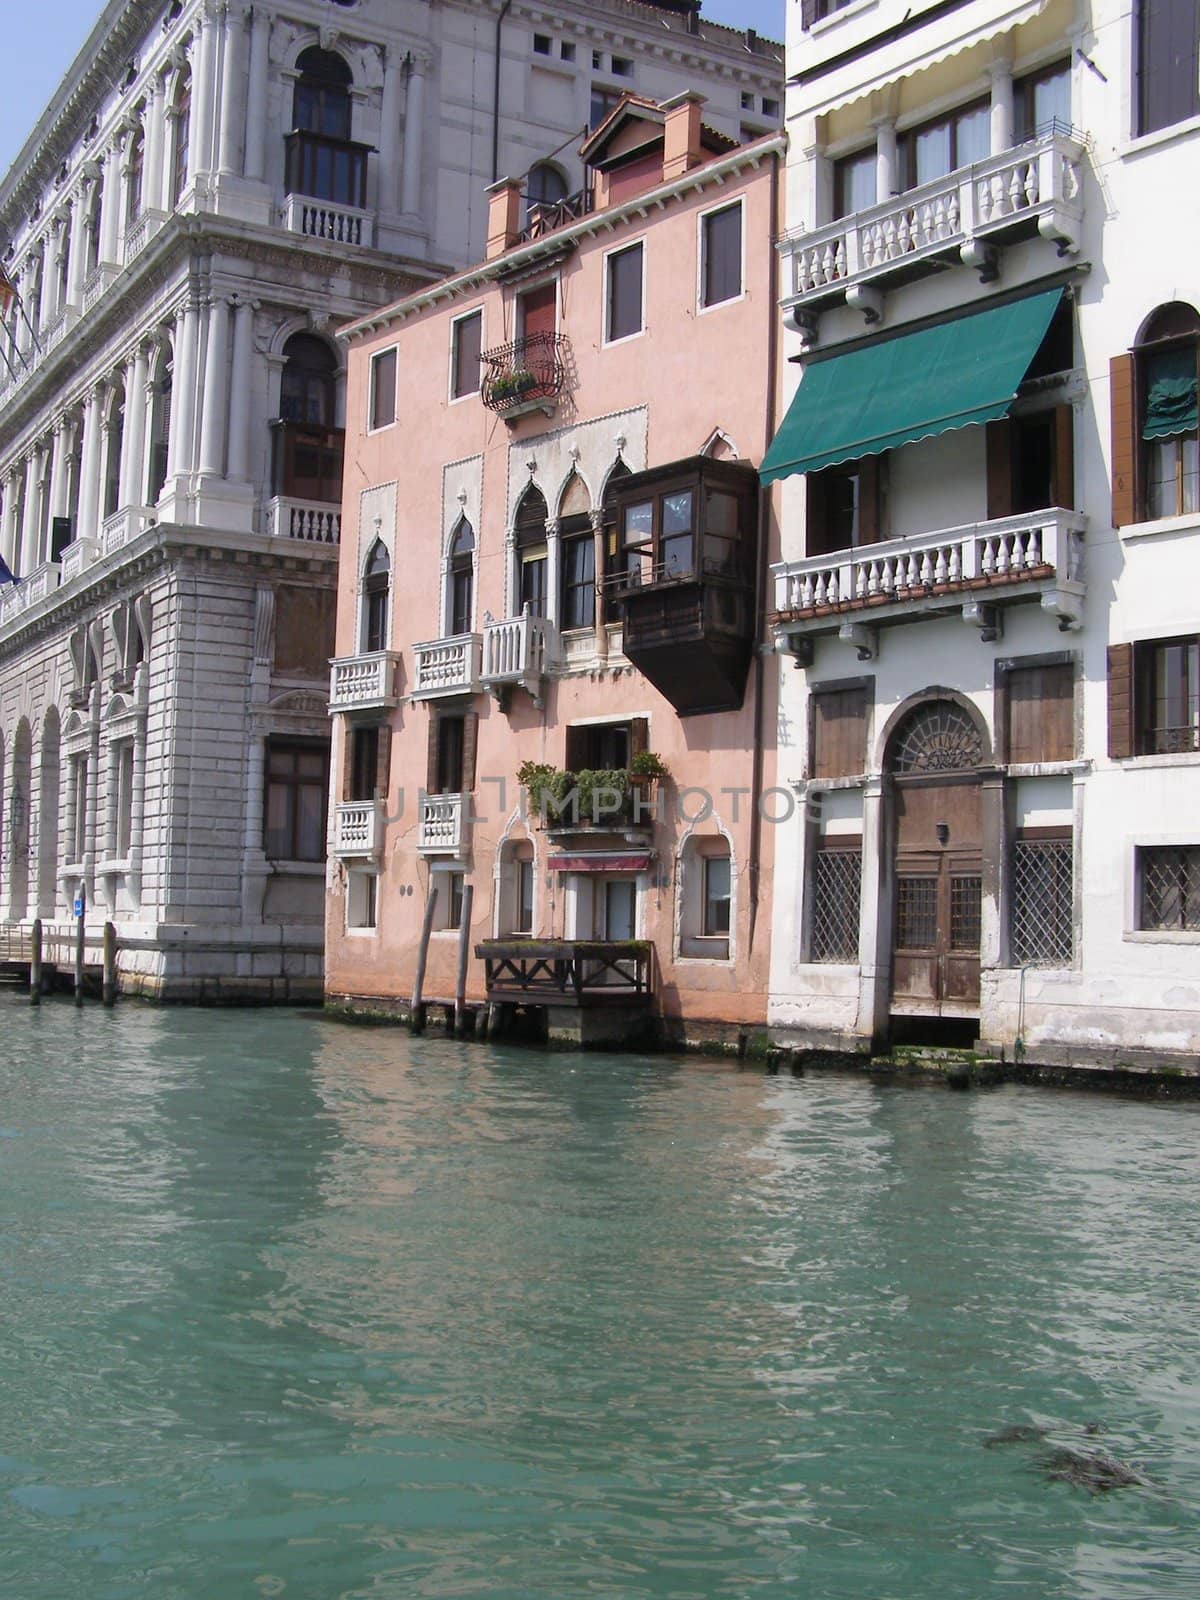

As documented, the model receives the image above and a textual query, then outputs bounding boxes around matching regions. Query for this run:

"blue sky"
[0,1,786,183]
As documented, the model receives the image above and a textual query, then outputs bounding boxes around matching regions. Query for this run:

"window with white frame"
[451,310,483,399]
[369,347,397,430]
[700,202,742,309]
[605,241,644,344]
[110,739,135,860]
[347,868,379,930]
[679,837,733,959]
[1138,845,1200,932]
[69,754,89,864]
[361,539,391,653]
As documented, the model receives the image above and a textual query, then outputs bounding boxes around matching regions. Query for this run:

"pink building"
[326,95,785,1049]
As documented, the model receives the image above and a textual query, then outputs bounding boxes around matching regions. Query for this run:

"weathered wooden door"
[891,778,982,1015]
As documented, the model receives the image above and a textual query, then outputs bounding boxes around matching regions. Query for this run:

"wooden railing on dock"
[476,940,653,1008]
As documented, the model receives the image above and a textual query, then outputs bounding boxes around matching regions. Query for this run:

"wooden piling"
[102,922,117,1007]
[410,886,438,1034]
[74,889,86,1008]
[454,883,474,1037]
[29,919,42,1006]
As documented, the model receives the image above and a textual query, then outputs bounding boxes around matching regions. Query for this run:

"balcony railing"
[334,800,383,860]
[419,791,470,855]
[520,188,592,243]
[411,632,482,699]
[480,608,558,702]
[101,505,154,557]
[328,651,403,715]
[772,509,1085,634]
[268,495,342,544]
[282,193,375,249]
[59,538,100,584]
[481,331,570,419]
[122,209,165,266]
[477,939,654,1008]
[780,129,1085,317]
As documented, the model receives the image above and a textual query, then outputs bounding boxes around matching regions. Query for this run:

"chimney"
[485,177,523,260]
[661,91,707,182]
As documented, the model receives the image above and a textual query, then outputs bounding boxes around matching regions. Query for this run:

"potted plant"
[516,760,560,821]
[628,750,670,791]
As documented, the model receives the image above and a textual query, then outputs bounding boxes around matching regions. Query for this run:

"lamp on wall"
[936,821,950,846]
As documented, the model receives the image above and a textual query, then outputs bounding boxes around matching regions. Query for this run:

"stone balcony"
[780,130,1085,335]
[480,609,558,706]
[0,560,61,631]
[268,495,342,545]
[411,632,482,700]
[328,651,403,716]
[333,800,383,860]
[59,538,101,584]
[101,505,155,557]
[283,193,375,250]
[418,791,470,856]
[771,508,1086,649]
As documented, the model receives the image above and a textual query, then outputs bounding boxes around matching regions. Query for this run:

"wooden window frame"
[805,456,882,557]
[450,308,483,401]
[604,239,645,346]
[264,737,329,863]
[995,653,1077,765]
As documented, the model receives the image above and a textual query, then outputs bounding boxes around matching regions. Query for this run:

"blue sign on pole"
[73,897,83,918]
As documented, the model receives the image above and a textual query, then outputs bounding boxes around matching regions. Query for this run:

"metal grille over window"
[1011,838,1074,963]
[896,876,937,948]
[811,849,861,962]
[891,701,983,773]
[950,876,982,951]
[1140,846,1200,932]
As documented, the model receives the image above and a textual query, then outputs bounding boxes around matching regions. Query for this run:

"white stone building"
[765,0,1200,1071]
[0,0,781,999]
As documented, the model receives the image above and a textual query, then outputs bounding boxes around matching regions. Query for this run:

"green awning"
[760,289,1064,484]
[1143,347,1198,441]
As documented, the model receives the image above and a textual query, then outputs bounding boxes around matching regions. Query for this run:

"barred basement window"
[1011,831,1074,964]
[810,843,861,962]
[1139,845,1200,932]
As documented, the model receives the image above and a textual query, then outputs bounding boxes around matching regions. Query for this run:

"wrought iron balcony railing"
[481,331,570,418]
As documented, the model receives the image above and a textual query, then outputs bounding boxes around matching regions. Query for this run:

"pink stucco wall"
[326,133,784,1029]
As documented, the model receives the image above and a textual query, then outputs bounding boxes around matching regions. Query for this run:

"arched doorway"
[6,719,32,922]
[886,697,986,1018]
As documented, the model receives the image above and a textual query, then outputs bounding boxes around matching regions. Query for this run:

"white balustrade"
[419,792,469,855]
[328,651,402,713]
[334,800,382,859]
[480,610,557,692]
[283,195,375,249]
[268,496,341,544]
[101,505,153,556]
[121,210,164,265]
[59,538,100,583]
[82,266,107,312]
[782,130,1084,305]
[773,509,1085,616]
[411,632,482,699]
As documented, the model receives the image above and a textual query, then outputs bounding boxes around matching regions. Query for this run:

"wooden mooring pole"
[102,922,117,1008]
[74,885,87,1009]
[29,919,42,1006]
[410,886,438,1034]
[454,883,474,1038]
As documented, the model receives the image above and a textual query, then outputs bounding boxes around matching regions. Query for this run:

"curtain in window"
[1143,348,1199,440]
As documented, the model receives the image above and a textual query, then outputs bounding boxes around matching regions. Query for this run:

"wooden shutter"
[858,456,881,546]
[630,717,649,763]
[800,0,820,28]
[462,711,478,793]
[811,685,868,778]
[804,469,828,557]
[376,724,393,800]
[1052,403,1075,509]
[565,725,587,773]
[986,420,1014,519]
[342,725,355,801]
[426,712,441,793]
[1107,643,1135,759]
[1110,354,1138,528]
[1007,663,1074,764]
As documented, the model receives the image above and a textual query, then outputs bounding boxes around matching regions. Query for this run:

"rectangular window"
[451,311,483,399]
[347,869,378,931]
[1139,636,1200,753]
[703,854,732,937]
[561,533,596,630]
[265,739,329,862]
[806,458,882,555]
[899,99,990,189]
[1137,0,1200,137]
[446,871,466,931]
[1004,662,1075,764]
[566,721,637,772]
[611,56,633,78]
[369,348,397,430]
[533,32,552,54]
[810,684,869,779]
[71,755,89,864]
[606,242,644,343]
[762,97,780,120]
[741,91,755,111]
[1010,829,1074,964]
[434,715,465,795]
[520,544,548,617]
[561,42,576,63]
[1139,845,1200,931]
[1014,59,1071,141]
[350,724,381,803]
[834,147,877,219]
[516,858,534,933]
[114,740,135,859]
[701,202,742,308]
[590,85,620,128]
[810,842,862,962]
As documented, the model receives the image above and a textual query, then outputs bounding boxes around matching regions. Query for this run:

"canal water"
[2,1001,1200,1599]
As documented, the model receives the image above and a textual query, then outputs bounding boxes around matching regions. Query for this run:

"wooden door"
[890,778,982,1015]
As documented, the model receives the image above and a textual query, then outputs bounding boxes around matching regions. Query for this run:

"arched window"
[557,473,594,631]
[602,459,633,587]
[1138,302,1199,521]
[147,352,173,505]
[679,834,732,960]
[514,485,548,617]
[362,540,391,654]
[170,69,192,208]
[888,699,983,774]
[448,518,475,636]
[293,48,353,140]
[125,127,144,225]
[280,332,337,427]
[526,161,569,226]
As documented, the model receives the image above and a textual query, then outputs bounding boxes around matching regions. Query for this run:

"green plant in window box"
[628,750,670,787]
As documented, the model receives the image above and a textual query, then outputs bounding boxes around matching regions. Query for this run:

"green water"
[2,1002,1200,1599]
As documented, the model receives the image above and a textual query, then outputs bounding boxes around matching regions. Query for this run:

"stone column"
[855,774,889,1047]
[378,46,404,216]
[545,516,561,635]
[76,386,105,540]
[198,296,231,477]
[42,222,63,327]
[120,345,151,510]
[218,4,248,177]
[142,76,166,213]
[400,54,428,217]
[19,450,43,573]
[167,296,201,479]
[980,768,1007,971]
[117,121,142,249]
[590,509,608,660]
[244,5,271,182]
[98,145,122,266]
[48,418,71,525]
[989,59,1014,155]
[226,299,256,481]
[66,193,89,309]
[0,470,19,570]
[191,3,221,186]
[874,117,898,201]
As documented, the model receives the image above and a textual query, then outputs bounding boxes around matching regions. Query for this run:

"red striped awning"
[549,852,653,873]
